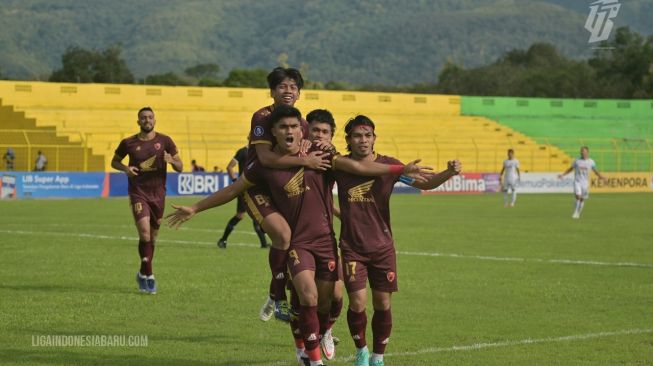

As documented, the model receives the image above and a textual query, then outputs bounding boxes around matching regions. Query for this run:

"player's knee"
[236,212,245,220]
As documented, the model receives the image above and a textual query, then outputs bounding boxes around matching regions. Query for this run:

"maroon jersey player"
[165,106,429,365]
[111,107,183,294]
[245,67,330,323]
[333,115,461,366]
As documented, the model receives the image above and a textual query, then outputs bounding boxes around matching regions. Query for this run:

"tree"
[49,45,134,83]
[144,72,189,86]
[184,63,221,86]
[222,68,268,88]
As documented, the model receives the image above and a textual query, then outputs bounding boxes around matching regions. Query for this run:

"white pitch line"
[253,328,653,366]
[2,229,653,268]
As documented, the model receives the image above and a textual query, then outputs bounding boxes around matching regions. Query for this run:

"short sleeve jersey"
[114,133,178,199]
[247,105,309,163]
[502,159,520,181]
[243,151,335,247]
[233,146,248,176]
[332,154,402,254]
[572,158,596,186]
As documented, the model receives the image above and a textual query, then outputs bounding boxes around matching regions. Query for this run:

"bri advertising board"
[109,172,232,197]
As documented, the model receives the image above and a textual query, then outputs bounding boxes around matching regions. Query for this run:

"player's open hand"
[305,151,331,171]
[403,159,433,175]
[314,140,338,154]
[165,204,197,229]
[447,159,462,175]
[125,166,139,177]
[299,139,312,155]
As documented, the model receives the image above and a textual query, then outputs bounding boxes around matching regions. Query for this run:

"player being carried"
[558,146,605,219]
[166,106,430,366]
[332,115,461,366]
[499,148,521,207]
[111,107,183,294]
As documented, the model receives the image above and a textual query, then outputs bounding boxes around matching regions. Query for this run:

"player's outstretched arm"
[592,167,606,181]
[255,144,330,170]
[334,157,432,182]
[411,159,461,190]
[166,177,252,229]
[558,166,574,179]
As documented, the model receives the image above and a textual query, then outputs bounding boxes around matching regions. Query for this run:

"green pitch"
[1,193,651,365]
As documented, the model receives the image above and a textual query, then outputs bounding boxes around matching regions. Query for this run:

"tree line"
[42,27,653,99]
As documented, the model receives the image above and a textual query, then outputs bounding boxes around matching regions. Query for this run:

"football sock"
[138,240,154,276]
[268,247,288,301]
[574,199,581,214]
[299,305,321,361]
[253,222,267,247]
[511,190,517,205]
[328,297,343,330]
[372,308,392,354]
[347,308,367,348]
[371,353,384,362]
[503,191,509,205]
[578,200,585,215]
[318,311,330,337]
[220,216,241,241]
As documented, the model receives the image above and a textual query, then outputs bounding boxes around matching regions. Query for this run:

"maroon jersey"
[333,153,402,254]
[114,133,178,199]
[247,105,309,163]
[243,153,335,247]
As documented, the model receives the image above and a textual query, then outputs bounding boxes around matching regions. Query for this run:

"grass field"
[1,193,652,365]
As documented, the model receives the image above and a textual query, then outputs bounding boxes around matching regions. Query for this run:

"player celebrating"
[166,106,429,366]
[332,115,461,366]
[247,67,330,322]
[559,146,605,219]
[216,145,269,249]
[499,148,520,207]
[111,107,183,294]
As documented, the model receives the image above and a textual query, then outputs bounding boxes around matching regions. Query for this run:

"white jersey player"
[559,146,605,219]
[500,149,520,207]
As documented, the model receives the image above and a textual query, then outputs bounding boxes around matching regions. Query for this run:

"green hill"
[1,0,651,85]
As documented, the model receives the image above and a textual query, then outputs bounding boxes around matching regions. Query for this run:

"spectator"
[191,159,205,172]
[3,148,15,171]
[34,150,47,171]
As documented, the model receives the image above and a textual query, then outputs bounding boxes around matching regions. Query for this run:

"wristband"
[389,165,404,175]
[399,175,415,185]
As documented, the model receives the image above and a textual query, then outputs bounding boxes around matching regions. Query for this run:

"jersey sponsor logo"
[284,168,309,197]
[253,126,265,137]
[386,271,396,282]
[347,180,375,203]
[154,142,161,150]
[328,261,336,272]
[288,250,301,266]
[139,155,157,172]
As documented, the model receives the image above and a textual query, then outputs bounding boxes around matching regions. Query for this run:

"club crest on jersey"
[253,126,265,137]
[347,180,375,203]
[328,261,336,272]
[386,271,396,282]
[284,167,309,197]
[154,142,161,150]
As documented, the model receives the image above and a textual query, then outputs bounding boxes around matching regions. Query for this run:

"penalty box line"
[2,229,653,269]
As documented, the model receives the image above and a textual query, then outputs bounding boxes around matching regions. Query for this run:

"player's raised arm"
[166,177,253,229]
[255,144,330,170]
[334,156,432,182]
[558,165,574,179]
[410,159,461,190]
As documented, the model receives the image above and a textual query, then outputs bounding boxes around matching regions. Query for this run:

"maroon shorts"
[287,240,339,282]
[243,186,277,224]
[129,195,164,230]
[341,245,398,293]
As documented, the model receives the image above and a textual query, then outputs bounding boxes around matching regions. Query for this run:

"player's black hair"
[344,115,376,152]
[508,148,514,153]
[137,106,154,116]
[267,67,304,91]
[306,109,336,136]
[581,146,589,151]
[268,105,302,128]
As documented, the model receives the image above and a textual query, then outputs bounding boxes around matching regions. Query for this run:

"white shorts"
[573,182,589,199]
[503,179,517,192]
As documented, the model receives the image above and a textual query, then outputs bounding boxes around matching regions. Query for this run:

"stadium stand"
[1,80,574,172]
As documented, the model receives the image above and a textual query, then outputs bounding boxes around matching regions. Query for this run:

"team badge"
[386,271,396,282]
[154,143,161,150]
[253,126,265,137]
[328,261,336,272]
[136,146,141,151]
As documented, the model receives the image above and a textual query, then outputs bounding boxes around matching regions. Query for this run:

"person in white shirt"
[499,149,520,207]
[558,146,605,219]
